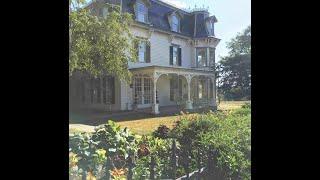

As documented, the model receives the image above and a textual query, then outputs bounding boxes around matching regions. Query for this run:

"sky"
[161,0,251,61]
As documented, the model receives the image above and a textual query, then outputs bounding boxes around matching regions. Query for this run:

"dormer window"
[136,1,148,23]
[172,15,179,32]
[206,21,214,36]
[205,16,218,36]
[168,11,183,33]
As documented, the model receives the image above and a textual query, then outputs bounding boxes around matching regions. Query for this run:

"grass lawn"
[69,101,249,135]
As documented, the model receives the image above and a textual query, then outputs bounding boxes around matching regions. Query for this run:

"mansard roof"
[121,0,217,38]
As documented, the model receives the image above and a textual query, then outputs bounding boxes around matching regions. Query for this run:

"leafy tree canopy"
[69,0,137,82]
[217,25,251,100]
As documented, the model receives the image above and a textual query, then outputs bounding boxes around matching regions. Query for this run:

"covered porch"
[130,65,217,114]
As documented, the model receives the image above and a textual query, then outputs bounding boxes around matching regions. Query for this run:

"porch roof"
[129,65,214,77]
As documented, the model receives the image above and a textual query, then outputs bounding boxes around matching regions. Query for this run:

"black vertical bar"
[81,170,86,180]
[150,155,156,179]
[105,157,112,180]
[197,148,201,180]
[171,139,177,179]
[170,46,173,65]
[127,152,134,180]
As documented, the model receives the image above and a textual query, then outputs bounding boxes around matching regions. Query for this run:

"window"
[88,76,115,104]
[199,82,203,99]
[133,76,152,104]
[196,48,207,67]
[206,21,214,36]
[170,77,182,101]
[138,41,146,62]
[137,40,150,63]
[172,15,179,32]
[134,77,142,104]
[209,48,215,67]
[170,45,181,66]
[136,2,148,23]
[198,80,207,99]
[172,46,178,65]
[143,78,152,104]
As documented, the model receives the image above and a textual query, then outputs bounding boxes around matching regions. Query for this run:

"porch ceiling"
[129,65,214,77]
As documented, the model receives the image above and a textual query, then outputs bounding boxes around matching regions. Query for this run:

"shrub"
[170,108,251,179]
[152,124,171,139]
[133,135,172,179]
[241,102,251,109]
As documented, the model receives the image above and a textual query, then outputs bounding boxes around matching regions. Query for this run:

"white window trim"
[136,1,148,23]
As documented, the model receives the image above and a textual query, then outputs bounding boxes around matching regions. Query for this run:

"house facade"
[69,0,220,114]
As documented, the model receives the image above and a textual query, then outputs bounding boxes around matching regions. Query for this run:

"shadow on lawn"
[69,106,212,126]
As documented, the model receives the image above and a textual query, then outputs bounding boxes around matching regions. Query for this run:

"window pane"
[172,15,179,32]
[209,48,215,68]
[134,77,142,104]
[172,46,178,65]
[137,2,147,22]
[196,48,207,67]
[143,78,152,104]
[139,41,146,62]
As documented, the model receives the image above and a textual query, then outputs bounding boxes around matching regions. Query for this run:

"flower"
[110,168,127,177]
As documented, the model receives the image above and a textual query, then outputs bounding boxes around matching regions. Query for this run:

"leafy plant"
[69,132,106,177]
[152,124,171,139]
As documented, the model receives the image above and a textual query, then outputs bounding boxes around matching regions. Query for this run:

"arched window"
[172,15,179,32]
[136,1,148,23]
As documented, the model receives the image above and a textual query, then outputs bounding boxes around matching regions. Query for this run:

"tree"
[69,0,137,82]
[216,26,251,100]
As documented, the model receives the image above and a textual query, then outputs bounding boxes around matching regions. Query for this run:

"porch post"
[151,73,160,114]
[185,74,193,110]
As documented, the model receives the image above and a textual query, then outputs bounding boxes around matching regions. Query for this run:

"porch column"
[210,76,217,110]
[151,73,160,114]
[185,74,193,110]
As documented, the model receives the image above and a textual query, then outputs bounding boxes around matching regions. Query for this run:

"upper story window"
[195,47,216,68]
[172,15,180,32]
[136,1,148,23]
[170,45,181,66]
[196,48,207,67]
[137,40,150,63]
[206,21,214,36]
[205,16,217,36]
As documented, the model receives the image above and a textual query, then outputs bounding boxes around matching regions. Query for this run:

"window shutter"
[135,41,139,61]
[146,42,150,63]
[178,47,182,66]
[111,77,115,104]
[169,46,173,65]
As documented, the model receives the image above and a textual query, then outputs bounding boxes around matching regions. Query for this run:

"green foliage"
[133,136,172,179]
[227,26,251,56]
[69,132,106,176]
[69,120,138,178]
[171,108,251,179]
[69,0,138,82]
[152,124,171,139]
[241,102,251,109]
[69,109,251,179]
[200,108,251,179]
[217,25,251,100]
[92,120,137,161]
